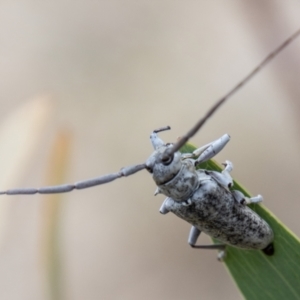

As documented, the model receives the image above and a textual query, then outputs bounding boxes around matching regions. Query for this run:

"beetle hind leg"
[188,226,227,261]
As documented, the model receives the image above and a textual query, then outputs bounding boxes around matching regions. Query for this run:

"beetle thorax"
[157,159,198,201]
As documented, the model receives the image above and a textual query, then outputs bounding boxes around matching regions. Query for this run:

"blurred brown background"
[0,1,300,299]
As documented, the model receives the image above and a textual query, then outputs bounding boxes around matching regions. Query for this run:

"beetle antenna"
[0,163,146,195]
[163,28,300,159]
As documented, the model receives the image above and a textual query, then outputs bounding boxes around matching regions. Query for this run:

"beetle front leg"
[188,226,227,261]
[192,134,230,165]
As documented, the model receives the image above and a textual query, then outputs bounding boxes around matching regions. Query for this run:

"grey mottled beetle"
[147,127,273,260]
[1,29,300,260]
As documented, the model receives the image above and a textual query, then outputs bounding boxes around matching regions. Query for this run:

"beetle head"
[145,143,182,186]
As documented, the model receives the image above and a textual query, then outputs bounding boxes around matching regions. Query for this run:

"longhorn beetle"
[1,29,300,260]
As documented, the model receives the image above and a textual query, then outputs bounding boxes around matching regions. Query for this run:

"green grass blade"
[180,143,300,300]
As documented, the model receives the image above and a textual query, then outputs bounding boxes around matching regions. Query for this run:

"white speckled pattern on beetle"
[163,168,273,250]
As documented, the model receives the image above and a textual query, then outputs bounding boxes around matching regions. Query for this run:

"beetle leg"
[150,126,171,150]
[205,160,234,189]
[217,250,227,261]
[232,190,263,206]
[190,134,230,165]
[188,226,201,246]
[159,198,171,214]
[188,226,226,260]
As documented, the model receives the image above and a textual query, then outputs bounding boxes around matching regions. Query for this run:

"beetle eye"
[161,154,173,166]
